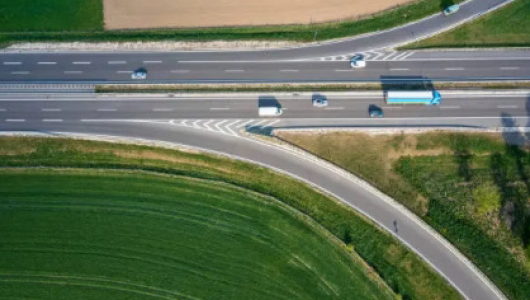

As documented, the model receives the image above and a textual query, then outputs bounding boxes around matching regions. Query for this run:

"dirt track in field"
[103,0,412,29]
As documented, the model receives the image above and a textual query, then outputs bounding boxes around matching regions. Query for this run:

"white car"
[350,54,366,68]
[131,69,147,80]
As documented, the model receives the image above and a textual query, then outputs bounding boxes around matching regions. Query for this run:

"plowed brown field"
[104,0,412,29]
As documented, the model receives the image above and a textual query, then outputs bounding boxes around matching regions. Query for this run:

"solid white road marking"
[398,51,415,60]
[64,71,83,74]
[210,107,230,110]
[42,119,63,122]
[3,62,22,65]
[497,105,518,109]
[500,67,520,70]
[6,119,25,122]
[97,108,117,112]
[11,71,29,75]
[152,108,174,112]
[324,107,345,110]
[73,61,91,65]
[38,62,57,65]
[445,68,465,71]
[108,61,127,64]
[390,68,410,71]
[42,108,61,112]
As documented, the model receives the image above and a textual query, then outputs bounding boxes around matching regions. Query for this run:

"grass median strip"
[0,136,462,300]
[275,130,530,300]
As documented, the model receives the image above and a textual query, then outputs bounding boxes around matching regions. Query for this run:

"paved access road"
[0,93,517,300]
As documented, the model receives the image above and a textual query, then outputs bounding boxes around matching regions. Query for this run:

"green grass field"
[276,131,530,300]
[0,169,391,300]
[0,0,103,32]
[0,0,460,44]
[404,0,530,48]
[0,136,462,300]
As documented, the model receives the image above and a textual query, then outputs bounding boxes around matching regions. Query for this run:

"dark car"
[368,105,384,118]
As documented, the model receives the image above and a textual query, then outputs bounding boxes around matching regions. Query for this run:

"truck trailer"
[386,90,441,105]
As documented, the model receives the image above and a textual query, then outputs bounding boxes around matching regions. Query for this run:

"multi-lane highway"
[0,92,527,121]
[1,51,530,82]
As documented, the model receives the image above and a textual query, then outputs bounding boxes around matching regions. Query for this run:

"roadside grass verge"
[403,0,530,49]
[96,81,530,93]
[0,0,103,32]
[0,136,462,300]
[275,130,530,300]
[0,169,392,300]
[0,0,460,44]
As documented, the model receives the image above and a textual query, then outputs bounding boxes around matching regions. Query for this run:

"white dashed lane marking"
[108,61,127,65]
[445,68,465,71]
[152,108,174,112]
[324,107,345,110]
[73,61,91,65]
[42,108,62,112]
[143,61,162,64]
[116,71,133,74]
[500,67,520,70]
[171,70,190,73]
[440,106,461,109]
[280,69,299,72]
[11,71,29,75]
[224,70,245,72]
[64,71,83,74]
[3,62,22,65]
[210,107,230,110]
[390,68,410,71]
[6,119,25,122]
[42,119,63,122]
[38,62,57,65]
[97,108,117,112]
[497,105,518,109]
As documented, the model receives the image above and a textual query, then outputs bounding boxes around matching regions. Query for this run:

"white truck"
[258,106,283,117]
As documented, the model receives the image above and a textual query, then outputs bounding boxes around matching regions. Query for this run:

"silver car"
[131,69,147,80]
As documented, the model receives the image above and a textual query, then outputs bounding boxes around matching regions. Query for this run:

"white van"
[258,106,282,117]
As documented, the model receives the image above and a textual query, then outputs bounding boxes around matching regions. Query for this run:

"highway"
[1,52,530,82]
[0,92,528,121]
[0,91,520,300]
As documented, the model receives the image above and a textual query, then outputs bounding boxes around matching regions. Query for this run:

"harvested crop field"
[103,0,412,29]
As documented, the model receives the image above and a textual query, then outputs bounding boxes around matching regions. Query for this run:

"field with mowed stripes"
[0,169,389,300]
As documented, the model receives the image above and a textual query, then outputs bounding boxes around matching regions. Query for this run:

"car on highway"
[350,54,366,68]
[312,97,328,108]
[131,69,147,80]
[443,4,459,16]
[368,105,384,118]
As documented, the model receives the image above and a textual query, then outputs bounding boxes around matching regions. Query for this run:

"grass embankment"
[404,0,530,49]
[0,0,460,45]
[0,169,392,300]
[96,81,530,93]
[276,131,530,300]
[0,137,462,300]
